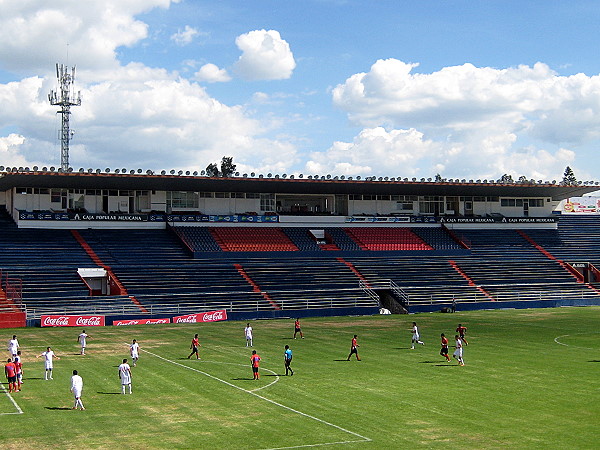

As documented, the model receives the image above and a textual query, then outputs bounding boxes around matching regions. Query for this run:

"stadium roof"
[0,171,596,200]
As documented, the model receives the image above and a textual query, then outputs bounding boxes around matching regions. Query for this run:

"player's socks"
[122,386,126,394]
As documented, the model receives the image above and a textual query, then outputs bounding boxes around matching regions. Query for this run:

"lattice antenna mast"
[48,63,81,171]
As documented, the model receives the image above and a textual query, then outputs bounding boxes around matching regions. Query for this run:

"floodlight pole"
[48,63,81,171]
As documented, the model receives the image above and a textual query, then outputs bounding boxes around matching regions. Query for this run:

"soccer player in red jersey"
[440,333,451,362]
[5,358,17,392]
[456,324,468,345]
[293,318,304,339]
[188,334,200,359]
[250,350,261,380]
[347,335,361,361]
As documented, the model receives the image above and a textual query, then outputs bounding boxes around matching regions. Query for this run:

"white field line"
[139,347,371,448]
[553,332,600,350]
[0,382,23,415]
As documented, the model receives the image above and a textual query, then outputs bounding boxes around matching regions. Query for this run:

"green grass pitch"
[1,306,598,449]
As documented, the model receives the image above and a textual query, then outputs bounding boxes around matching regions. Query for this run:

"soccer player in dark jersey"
[347,335,361,361]
[284,345,294,376]
[293,318,304,339]
[456,324,468,345]
[188,334,200,359]
[251,350,261,380]
[440,333,451,362]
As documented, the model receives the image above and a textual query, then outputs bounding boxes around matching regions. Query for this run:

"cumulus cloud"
[0,0,174,73]
[170,25,200,46]
[234,29,296,81]
[0,2,298,171]
[193,63,231,83]
[329,59,600,179]
[306,127,439,177]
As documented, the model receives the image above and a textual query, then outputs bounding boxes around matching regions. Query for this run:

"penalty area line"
[140,348,371,448]
[0,382,23,415]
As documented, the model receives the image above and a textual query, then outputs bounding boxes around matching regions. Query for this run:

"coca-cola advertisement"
[173,310,227,324]
[41,315,106,327]
[112,318,171,326]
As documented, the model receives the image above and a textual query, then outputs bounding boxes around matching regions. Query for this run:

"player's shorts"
[131,352,139,359]
[45,363,53,370]
[453,348,463,358]
[284,359,292,366]
[7,375,17,383]
[121,375,131,385]
[459,334,465,339]
[295,327,301,333]
[440,347,448,356]
[252,366,259,373]
[192,346,198,352]
[412,334,420,341]
[73,388,82,398]
[350,347,358,354]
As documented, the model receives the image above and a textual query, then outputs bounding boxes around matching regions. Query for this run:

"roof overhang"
[0,171,596,201]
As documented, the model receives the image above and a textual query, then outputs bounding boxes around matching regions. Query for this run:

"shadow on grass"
[45,406,72,410]
[333,359,350,361]
[232,377,254,381]
[418,360,442,364]
[434,364,459,367]
[394,347,413,350]
[97,391,122,395]
[587,360,600,363]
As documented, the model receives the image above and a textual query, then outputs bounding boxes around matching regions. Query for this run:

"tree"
[499,174,513,184]
[434,173,443,182]
[205,156,236,178]
[518,175,528,183]
[205,163,220,177]
[562,166,577,185]
[220,156,236,178]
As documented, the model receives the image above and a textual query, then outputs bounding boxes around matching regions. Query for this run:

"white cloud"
[0,3,298,172]
[306,127,439,177]
[0,0,174,73]
[171,25,200,46]
[193,63,231,83]
[233,29,296,81]
[329,59,600,179]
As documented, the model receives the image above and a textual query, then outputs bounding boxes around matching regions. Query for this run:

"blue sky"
[1,0,600,182]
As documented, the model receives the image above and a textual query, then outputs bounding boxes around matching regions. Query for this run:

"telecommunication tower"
[48,63,81,171]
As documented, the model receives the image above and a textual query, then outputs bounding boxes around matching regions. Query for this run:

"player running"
[456,324,468,345]
[347,335,361,361]
[410,322,425,349]
[453,335,465,366]
[440,333,451,362]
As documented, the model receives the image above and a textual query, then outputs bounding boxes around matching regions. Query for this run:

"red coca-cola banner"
[112,318,170,326]
[41,315,105,327]
[172,310,227,324]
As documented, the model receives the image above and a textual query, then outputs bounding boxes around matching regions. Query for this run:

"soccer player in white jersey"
[410,322,425,349]
[70,370,85,410]
[37,347,60,380]
[244,323,253,347]
[7,335,19,357]
[78,330,89,355]
[453,335,465,366]
[119,358,132,394]
[130,339,140,367]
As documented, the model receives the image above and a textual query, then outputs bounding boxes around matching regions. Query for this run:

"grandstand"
[1,168,600,326]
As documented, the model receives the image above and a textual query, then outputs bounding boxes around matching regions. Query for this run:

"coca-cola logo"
[201,311,224,321]
[76,316,103,326]
[115,320,140,326]
[41,315,106,327]
[175,315,198,323]
[42,316,70,327]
